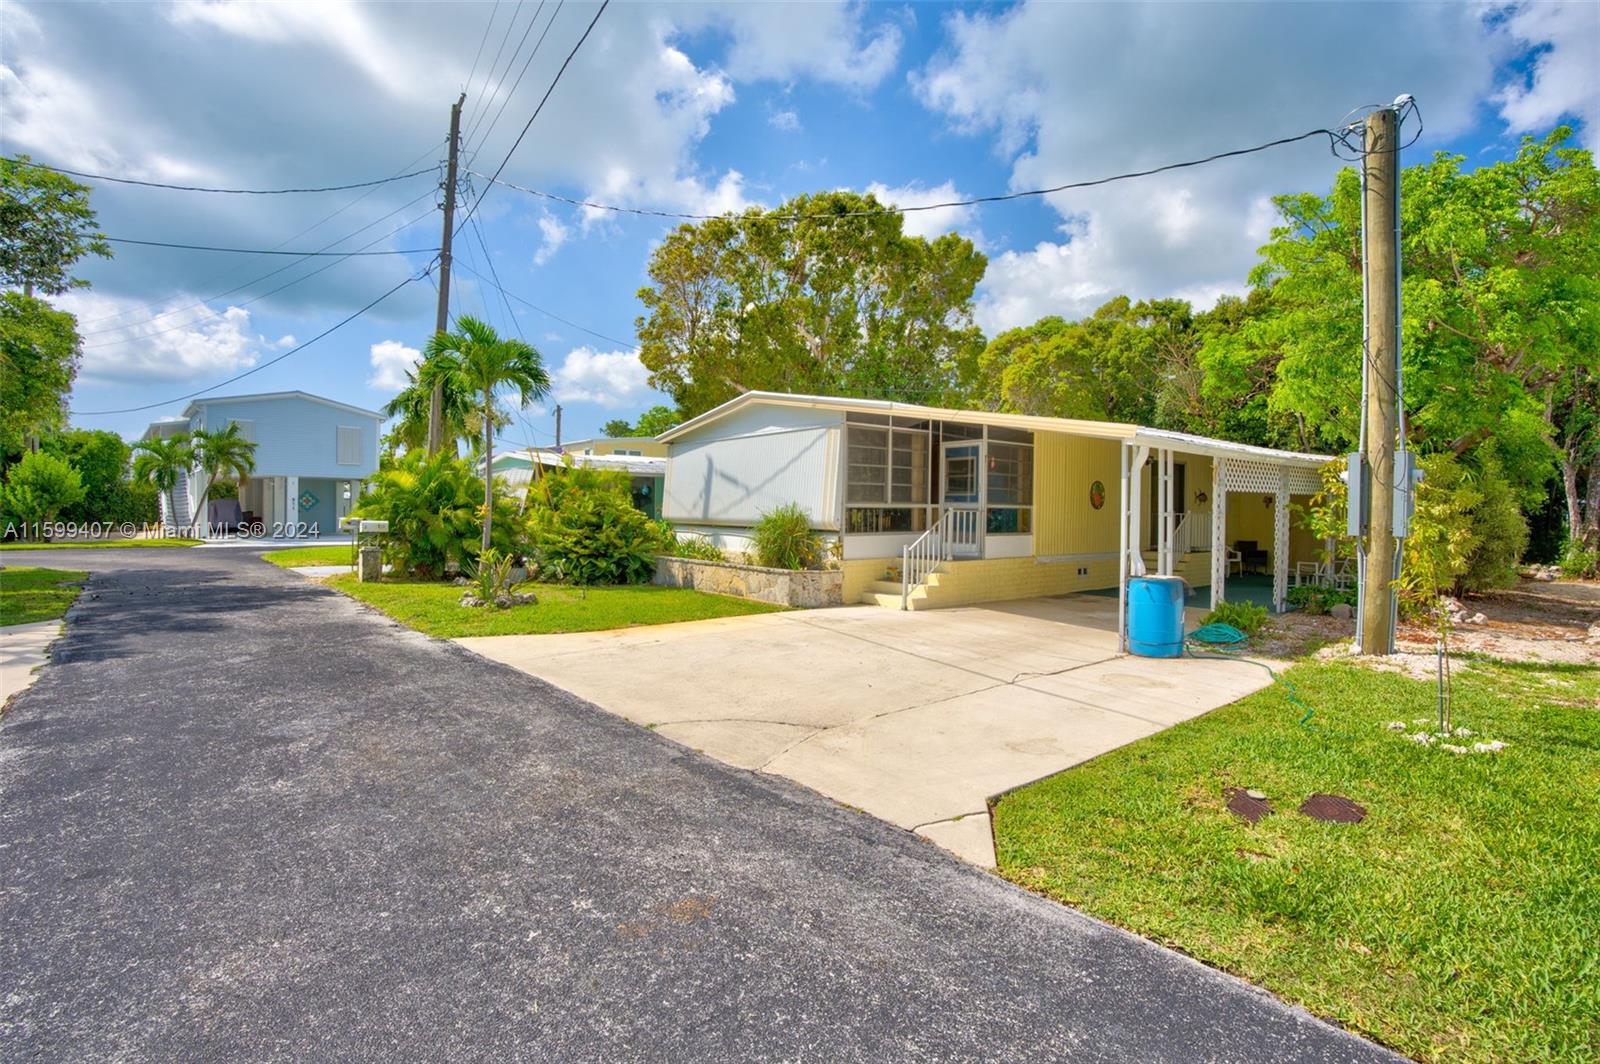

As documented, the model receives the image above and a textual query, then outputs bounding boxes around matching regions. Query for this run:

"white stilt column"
[284,476,299,537]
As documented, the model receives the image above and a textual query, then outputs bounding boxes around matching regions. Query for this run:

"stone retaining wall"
[654,556,843,608]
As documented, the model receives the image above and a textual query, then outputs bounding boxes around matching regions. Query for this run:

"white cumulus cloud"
[1494,1,1600,151]
[552,347,651,408]
[864,180,976,240]
[366,338,422,391]
[532,215,570,266]
[912,1,1511,331]
[59,291,263,384]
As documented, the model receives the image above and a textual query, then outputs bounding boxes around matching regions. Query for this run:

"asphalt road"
[0,548,1398,1061]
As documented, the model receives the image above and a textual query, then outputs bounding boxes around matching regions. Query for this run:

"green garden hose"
[1185,622,1315,726]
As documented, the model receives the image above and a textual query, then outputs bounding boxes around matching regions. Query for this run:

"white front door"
[941,441,983,557]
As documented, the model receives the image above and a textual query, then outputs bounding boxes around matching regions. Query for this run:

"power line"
[104,236,438,257]
[461,1,551,161]
[82,202,439,348]
[462,0,502,103]
[26,161,437,195]
[456,0,610,233]
[81,188,439,339]
[467,126,1361,223]
[464,1,561,170]
[72,267,431,416]
[460,0,527,144]
[75,140,446,328]
[452,258,632,348]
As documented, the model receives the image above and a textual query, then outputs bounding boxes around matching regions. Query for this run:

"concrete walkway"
[1,620,64,706]
[459,595,1274,866]
[0,547,1393,1061]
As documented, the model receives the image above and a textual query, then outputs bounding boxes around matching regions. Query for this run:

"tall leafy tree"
[0,291,80,460]
[132,436,192,530]
[1,155,111,297]
[0,156,111,462]
[600,404,682,439]
[636,190,986,416]
[427,317,550,551]
[188,423,257,533]
[1205,128,1598,498]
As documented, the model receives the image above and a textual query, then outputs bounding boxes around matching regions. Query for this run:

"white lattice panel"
[1285,469,1322,495]
[1222,459,1281,493]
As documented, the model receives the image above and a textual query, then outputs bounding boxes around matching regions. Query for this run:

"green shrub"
[1459,451,1527,592]
[353,450,519,578]
[1285,583,1356,615]
[751,503,823,570]
[1559,538,1599,579]
[665,534,725,562]
[465,547,518,602]
[525,463,667,585]
[1202,600,1268,635]
[1,451,85,538]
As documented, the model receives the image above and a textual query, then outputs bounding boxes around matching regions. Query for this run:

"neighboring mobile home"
[659,392,1333,632]
[487,448,669,519]
[141,391,383,537]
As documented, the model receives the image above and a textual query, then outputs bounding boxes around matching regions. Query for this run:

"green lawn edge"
[991,656,1600,1063]
[0,566,89,626]
[323,573,782,638]
[262,545,355,568]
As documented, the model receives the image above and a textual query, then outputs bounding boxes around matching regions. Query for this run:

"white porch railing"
[900,508,979,609]
[1173,510,1213,554]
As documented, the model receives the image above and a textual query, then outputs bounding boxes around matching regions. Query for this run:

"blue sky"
[3,0,1594,446]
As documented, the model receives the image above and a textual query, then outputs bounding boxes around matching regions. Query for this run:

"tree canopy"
[1,155,111,296]
[636,190,986,417]
[601,404,682,439]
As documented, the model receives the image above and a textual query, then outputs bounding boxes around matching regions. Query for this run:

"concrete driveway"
[459,595,1273,866]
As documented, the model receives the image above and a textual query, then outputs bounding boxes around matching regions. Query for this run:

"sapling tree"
[1397,454,1481,734]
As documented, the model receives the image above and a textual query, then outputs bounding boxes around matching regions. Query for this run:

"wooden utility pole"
[1360,107,1399,655]
[554,405,563,450]
[427,93,466,455]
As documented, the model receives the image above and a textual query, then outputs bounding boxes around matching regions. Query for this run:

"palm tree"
[427,317,550,551]
[383,357,494,455]
[132,435,191,530]
[188,423,257,534]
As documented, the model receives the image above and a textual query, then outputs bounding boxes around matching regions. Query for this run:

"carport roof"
[660,391,1334,468]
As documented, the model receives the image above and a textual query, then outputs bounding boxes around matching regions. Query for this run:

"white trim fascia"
[182,390,385,422]
[1131,427,1332,468]
[658,391,1138,445]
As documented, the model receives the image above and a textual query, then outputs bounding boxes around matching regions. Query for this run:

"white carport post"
[1210,458,1228,609]
[1273,471,1290,613]
[1117,442,1130,652]
[1161,449,1176,576]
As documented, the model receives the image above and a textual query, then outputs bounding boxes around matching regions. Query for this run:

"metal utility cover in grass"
[1299,793,1366,824]
[1224,787,1272,823]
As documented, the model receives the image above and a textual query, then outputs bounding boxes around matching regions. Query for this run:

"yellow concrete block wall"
[841,558,889,602]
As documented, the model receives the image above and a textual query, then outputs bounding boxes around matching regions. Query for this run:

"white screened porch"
[1115,430,1332,651]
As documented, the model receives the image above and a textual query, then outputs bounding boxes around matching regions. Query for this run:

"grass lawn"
[1,538,200,550]
[993,656,1600,1062]
[325,573,781,637]
[262,545,354,568]
[0,567,88,626]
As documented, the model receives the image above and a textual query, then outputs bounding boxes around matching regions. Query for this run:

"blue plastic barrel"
[1127,575,1186,658]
